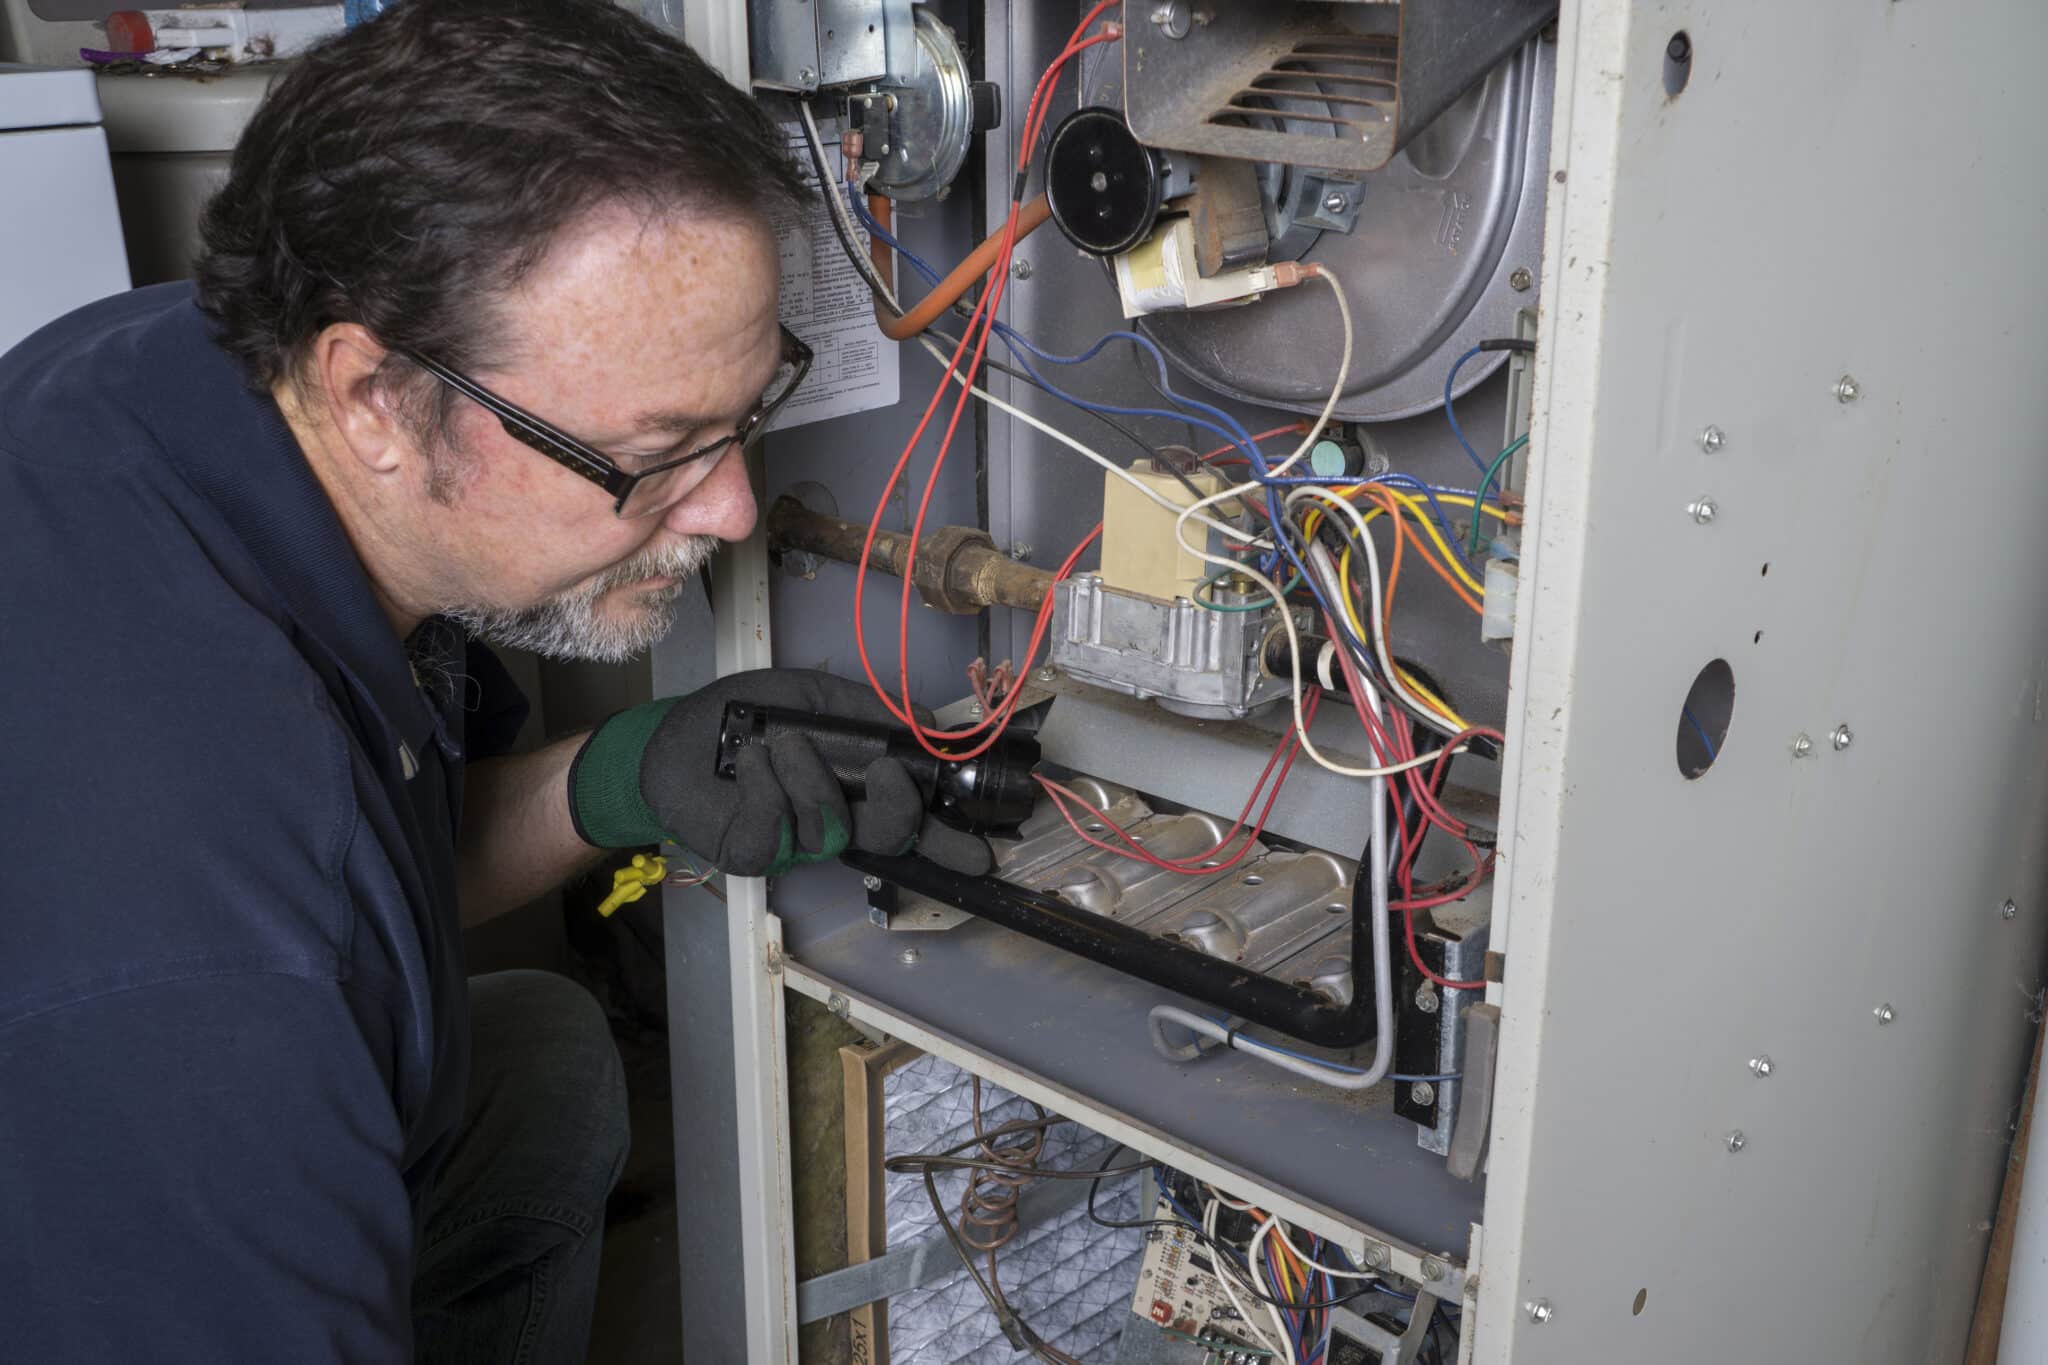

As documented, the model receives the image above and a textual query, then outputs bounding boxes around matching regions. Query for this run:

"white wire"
[1294,522,1461,737]
[1274,1222,1382,1280]
[1264,267,1353,477]
[1246,1218,1300,1365]
[1207,1199,1293,1365]
[918,336,1253,542]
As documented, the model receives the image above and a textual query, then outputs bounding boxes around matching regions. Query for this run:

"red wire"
[1030,691,1320,876]
[1197,421,1312,466]
[852,6,1121,760]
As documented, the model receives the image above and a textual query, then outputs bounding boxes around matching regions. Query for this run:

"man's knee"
[466,970,630,1205]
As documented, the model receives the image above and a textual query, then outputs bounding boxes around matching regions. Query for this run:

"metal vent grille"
[1206,35,1400,146]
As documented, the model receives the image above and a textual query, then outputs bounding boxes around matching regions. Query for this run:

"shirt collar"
[144,285,442,756]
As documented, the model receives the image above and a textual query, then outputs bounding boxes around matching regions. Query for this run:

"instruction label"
[767,117,899,432]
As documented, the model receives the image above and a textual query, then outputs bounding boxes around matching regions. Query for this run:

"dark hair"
[195,0,809,404]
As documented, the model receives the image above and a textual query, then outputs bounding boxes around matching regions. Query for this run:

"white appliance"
[0,64,128,355]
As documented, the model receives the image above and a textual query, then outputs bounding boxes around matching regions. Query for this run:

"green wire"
[1467,433,1530,561]
[1190,567,1301,612]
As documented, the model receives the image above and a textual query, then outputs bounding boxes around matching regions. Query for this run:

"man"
[0,0,983,1359]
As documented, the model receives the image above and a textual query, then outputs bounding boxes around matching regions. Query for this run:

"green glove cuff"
[568,697,681,849]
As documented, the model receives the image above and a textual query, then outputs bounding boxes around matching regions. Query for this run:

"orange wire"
[1355,485,1482,614]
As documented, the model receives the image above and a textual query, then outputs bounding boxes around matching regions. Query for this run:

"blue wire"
[1684,705,1719,761]
[1442,345,1492,478]
[1369,473,1481,575]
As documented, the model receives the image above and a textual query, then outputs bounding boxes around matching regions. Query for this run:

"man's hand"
[566,669,993,877]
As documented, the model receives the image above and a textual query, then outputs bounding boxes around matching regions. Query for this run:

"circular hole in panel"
[1677,658,1735,779]
[1633,1288,1649,1316]
[1242,875,1265,887]
[1663,31,1692,96]
[1754,630,1763,645]
[1761,562,1770,577]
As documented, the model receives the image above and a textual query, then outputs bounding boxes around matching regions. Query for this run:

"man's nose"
[661,449,758,542]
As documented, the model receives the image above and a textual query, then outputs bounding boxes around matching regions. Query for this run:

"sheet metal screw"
[1036,666,1058,682]
[798,66,817,86]
[1749,1054,1774,1078]
[1831,724,1853,751]
[966,700,985,718]
[1322,190,1350,213]
[1362,1243,1391,1270]
[1009,543,1034,560]
[1421,1258,1446,1282]
[1792,733,1814,758]
[1698,425,1727,453]
[827,992,850,1021]
[2005,899,2020,920]
[1834,374,1861,403]
[1410,1082,1437,1107]
[1415,984,1441,1014]
[1525,1299,1553,1324]
[899,946,921,965]
[1688,497,1717,524]
[1725,1130,1746,1153]
[1011,259,1033,280]
[1874,1002,1895,1024]
[862,874,883,892]
[1509,266,1532,291]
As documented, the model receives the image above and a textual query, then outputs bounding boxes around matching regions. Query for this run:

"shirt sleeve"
[0,973,416,1364]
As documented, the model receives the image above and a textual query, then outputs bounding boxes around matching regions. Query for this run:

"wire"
[1442,345,1493,478]
[1684,705,1718,761]
[1467,432,1529,559]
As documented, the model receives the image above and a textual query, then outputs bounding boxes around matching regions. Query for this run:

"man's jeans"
[413,971,630,1365]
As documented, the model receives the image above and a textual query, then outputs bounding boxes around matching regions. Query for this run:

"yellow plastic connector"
[595,853,667,918]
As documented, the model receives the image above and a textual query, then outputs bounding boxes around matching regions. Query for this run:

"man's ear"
[305,322,412,476]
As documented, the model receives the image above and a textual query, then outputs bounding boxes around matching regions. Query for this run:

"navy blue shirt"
[0,285,521,1361]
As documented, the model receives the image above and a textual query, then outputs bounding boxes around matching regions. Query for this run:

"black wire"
[1081,1146,1391,1314]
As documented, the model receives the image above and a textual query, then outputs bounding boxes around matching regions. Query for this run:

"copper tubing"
[767,497,1055,614]
[866,192,1055,341]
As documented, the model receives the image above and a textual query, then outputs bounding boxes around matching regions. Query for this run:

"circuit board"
[1128,1199,1267,1354]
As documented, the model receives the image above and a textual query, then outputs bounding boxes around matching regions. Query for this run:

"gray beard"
[444,535,719,663]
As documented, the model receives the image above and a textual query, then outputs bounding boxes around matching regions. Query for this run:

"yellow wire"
[1427,492,1518,523]
[1337,542,1471,731]
[1371,486,1484,595]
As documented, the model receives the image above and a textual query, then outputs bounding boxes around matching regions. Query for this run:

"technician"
[0,1,983,1360]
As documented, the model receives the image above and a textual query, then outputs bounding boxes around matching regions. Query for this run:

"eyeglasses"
[404,324,813,518]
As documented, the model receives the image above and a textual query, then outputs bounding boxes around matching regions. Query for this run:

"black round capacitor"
[1044,106,1164,256]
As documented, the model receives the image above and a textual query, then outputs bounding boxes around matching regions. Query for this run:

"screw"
[1749,1054,1774,1078]
[1011,259,1033,280]
[827,992,850,1021]
[1831,724,1853,751]
[1362,1244,1391,1270]
[1509,266,1532,291]
[1321,190,1350,213]
[1792,733,1814,758]
[1688,498,1717,525]
[798,66,817,86]
[1036,666,1058,682]
[1525,1299,1554,1325]
[1421,1258,1446,1282]
[1725,1130,1746,1153]
[1410,1081,1437,1107]
[862,874,883,892]
[1666,32,1692,63]
[2005,899,2020,920]
[899,946,921,965]
[1415,983,1440,1014]
[965,700,985,718]
[1874,1002,1895,1024]
[1698,425,1727,453]
[1009,543,1034,561]
[1834,374,1861,403]
[935,185,952,202]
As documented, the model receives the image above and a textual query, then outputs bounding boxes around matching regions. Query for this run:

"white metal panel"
[0,123,127,354]
[1481,1,2048,1361]
[0,63,99,128]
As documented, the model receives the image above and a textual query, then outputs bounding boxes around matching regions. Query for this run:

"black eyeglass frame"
[403,324,813,515]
